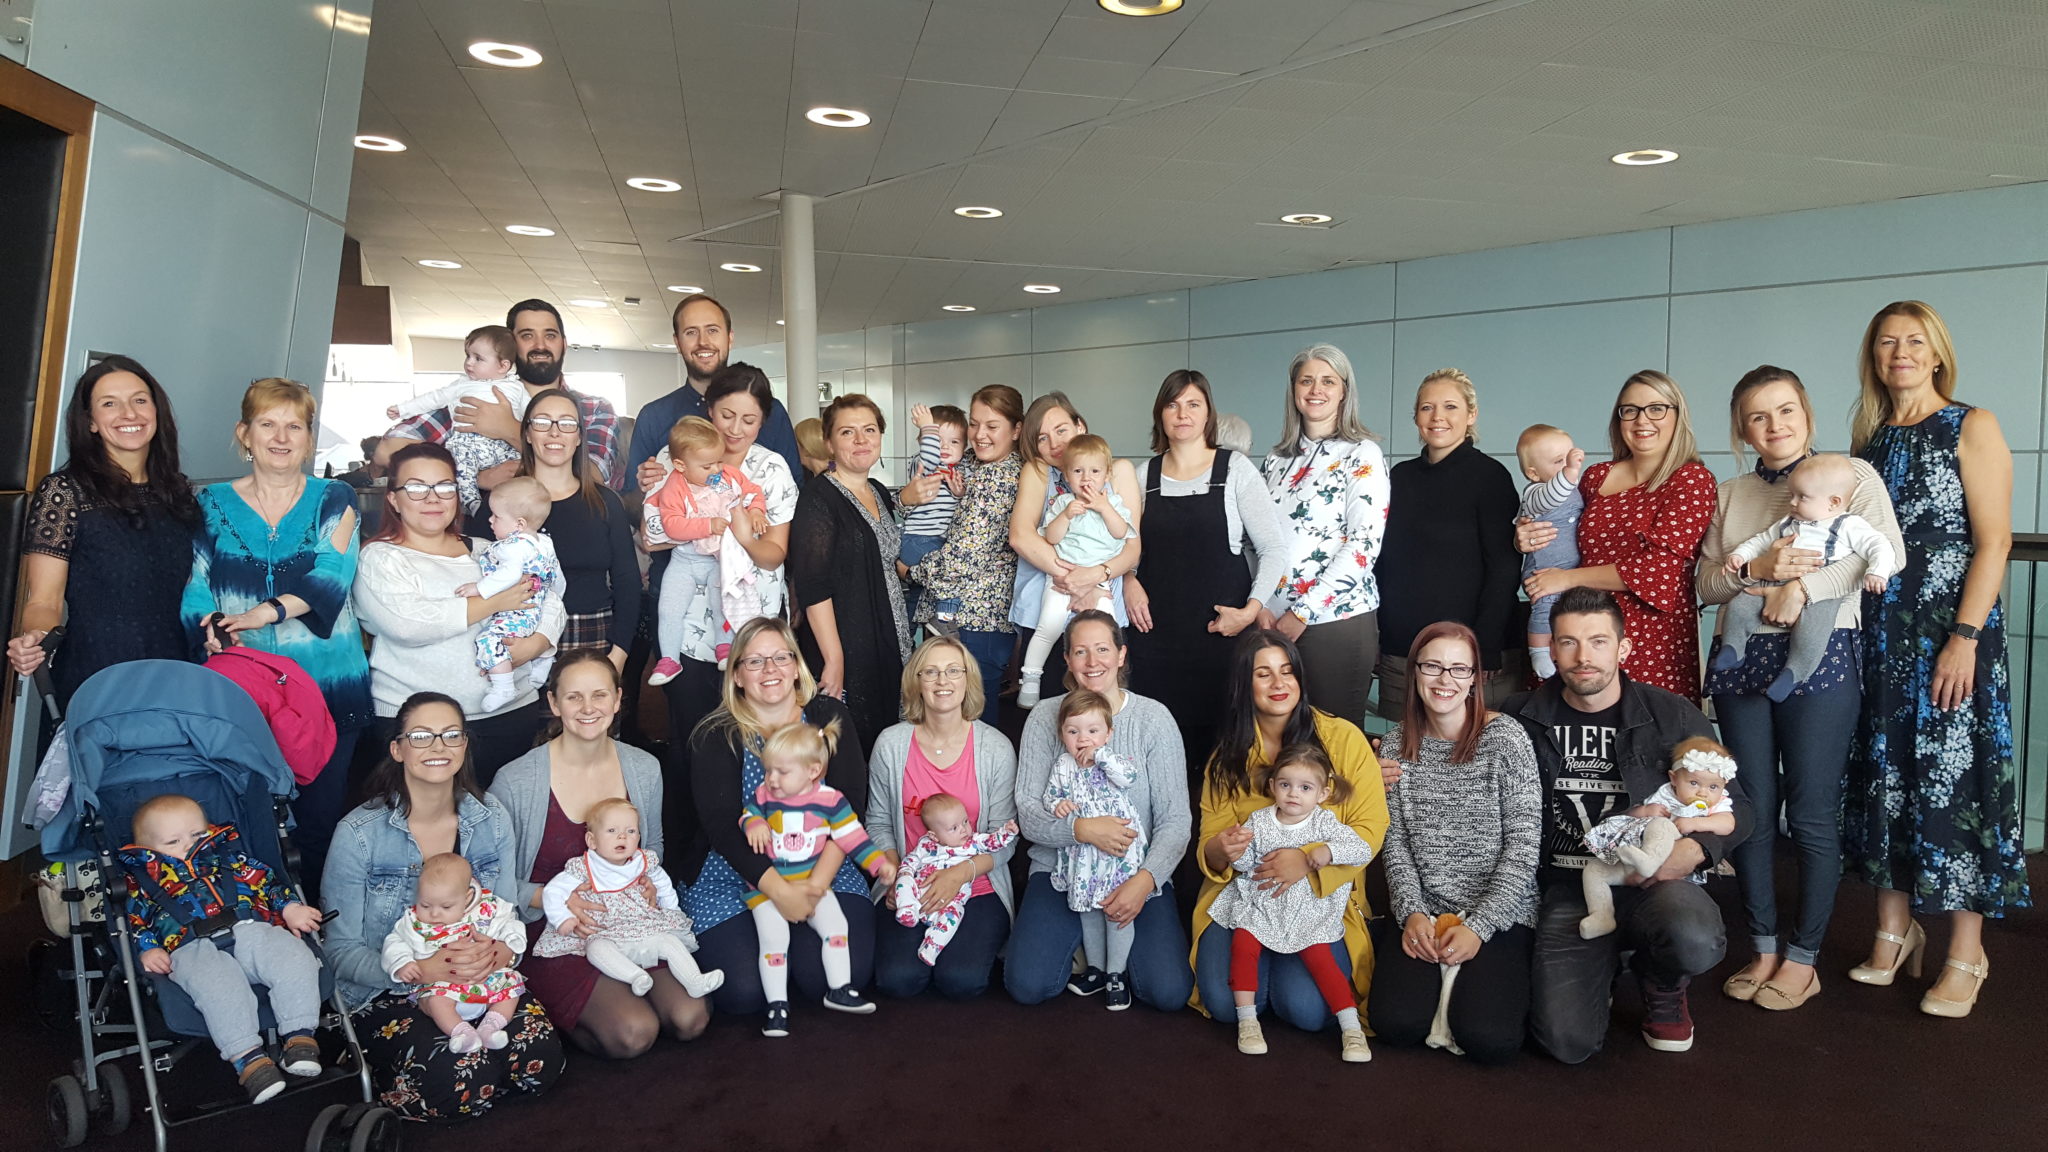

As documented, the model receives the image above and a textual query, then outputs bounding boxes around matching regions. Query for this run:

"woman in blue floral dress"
[1845,300,2029,1019]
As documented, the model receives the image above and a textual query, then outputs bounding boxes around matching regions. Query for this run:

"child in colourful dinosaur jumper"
[380,852,529,1053]
[741,717,898,1036]
[117,794,326,1103]
[893,793,1019,965]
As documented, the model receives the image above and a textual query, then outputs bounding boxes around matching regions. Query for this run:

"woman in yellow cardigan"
[1190,629,1390,1029]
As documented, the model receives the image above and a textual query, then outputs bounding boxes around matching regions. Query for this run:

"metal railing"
[2006,534,2046,851]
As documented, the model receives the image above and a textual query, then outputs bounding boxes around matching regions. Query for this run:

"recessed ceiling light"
[650,343,676,350]
[353,135,406,152]
[567,298,609,308]
[720,262,762,273]
[468,42,543,68]
[417,259,462,269]
[805,106,871,128]
[627,177,682,192]
[954,206,1003,219]
[776,320,786,325]
[1611,148,1679,166]
[665,284,704,294]
[942,305,976,312]
[1098,0,1184,15]
[1022,284,1061,294]
[1279,212,1332,224]
[505,224,556,237]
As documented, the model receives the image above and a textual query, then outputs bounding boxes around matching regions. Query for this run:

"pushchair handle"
[30,626,65,721]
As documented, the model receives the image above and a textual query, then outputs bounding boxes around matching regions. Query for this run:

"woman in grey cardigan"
[1006,610,1194,1012]
[867,636,1019,1000]
[1367,622,1541,1065]
[486,650,708,1058]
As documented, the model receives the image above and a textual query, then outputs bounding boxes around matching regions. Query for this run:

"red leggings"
[1229,928,1354,1014]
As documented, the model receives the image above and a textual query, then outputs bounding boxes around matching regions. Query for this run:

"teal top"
[180,479,373,731]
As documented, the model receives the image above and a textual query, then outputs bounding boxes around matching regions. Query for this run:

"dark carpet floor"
[4,851,2042,1152]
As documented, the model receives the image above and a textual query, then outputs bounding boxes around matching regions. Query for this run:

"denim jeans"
[1003,872,1192,1012]
[1194,922,1354,1032]
[955,629,1013,725]
[1529,877,1725,1064]
[898,532,954,621]
[874,892,1010,1000]
[1715,674,1860,966]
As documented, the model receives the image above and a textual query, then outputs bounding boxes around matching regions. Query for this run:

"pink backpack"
[205,648,338,785]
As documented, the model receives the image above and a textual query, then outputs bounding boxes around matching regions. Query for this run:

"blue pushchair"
[36,659,398,1151]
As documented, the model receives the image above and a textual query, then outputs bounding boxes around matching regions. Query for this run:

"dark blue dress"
[1849,404,2030,915]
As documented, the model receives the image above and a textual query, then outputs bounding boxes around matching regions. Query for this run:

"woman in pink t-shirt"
[865,636,1019,999]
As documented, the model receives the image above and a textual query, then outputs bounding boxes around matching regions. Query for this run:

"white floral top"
[1262,435,1390,626]
[657,442,798,661]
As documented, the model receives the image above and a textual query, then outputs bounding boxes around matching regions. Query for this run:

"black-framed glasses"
[1615,402,1676,422]
[398,728,468,749]
[737,651,798,672]
[397,480,459,501]
[1414,660,1476,680]
[527,416,581,435]
[917,665,969,683]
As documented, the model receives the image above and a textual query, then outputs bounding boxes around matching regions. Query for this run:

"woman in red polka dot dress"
[1517,370,1717,701]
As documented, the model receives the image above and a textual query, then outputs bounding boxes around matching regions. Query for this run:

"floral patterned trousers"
[356,995,564,1121]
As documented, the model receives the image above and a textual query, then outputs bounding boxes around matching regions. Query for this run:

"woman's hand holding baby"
[1074,815,1137,856]
[562,886,606,936]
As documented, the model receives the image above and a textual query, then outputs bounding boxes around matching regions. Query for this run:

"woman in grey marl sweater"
[1367,621,1542,1065]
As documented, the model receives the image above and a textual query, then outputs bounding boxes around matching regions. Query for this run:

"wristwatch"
[264,597,288,624]
[1951,621,1982,641]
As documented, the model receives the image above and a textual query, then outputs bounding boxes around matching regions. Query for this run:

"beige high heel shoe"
[1847,921,1925,986]
[1920,954,1989,1018]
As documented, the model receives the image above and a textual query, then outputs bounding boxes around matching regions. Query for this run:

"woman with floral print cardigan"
[904,384,1025,711]
[1262,343,1391,725]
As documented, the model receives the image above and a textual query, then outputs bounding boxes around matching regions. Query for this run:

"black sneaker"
[762,1001,790,1037]
[236,1054,286,1104]
[1640,975,1695,1052]
[822,986,876,1014]
[1067,966,1107,996]
[1104,971,1132,1011]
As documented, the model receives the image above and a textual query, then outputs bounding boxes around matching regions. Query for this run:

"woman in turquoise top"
[181,377,371,898]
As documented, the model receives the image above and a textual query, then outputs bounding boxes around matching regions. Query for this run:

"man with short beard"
[379,299,622,489]
[627,292,801,483]
[1501,587,1751,1062]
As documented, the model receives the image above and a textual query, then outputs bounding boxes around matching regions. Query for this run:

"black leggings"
[692,892,876,1016]
[1368,921,1533,1066]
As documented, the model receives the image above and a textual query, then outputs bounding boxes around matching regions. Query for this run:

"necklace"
[918,722,967,765]
[249,476,305,541]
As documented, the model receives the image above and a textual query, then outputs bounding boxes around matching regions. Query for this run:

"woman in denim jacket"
[322,691,564,1121]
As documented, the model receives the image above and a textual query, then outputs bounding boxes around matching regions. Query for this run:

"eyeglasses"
[917,665,969,683]
[1615,402,1676,423]
[737,651,798,672]
[527,416,581,434]
[1414,660,1476,680]
[398,728,468,749]
[397,480,460,501]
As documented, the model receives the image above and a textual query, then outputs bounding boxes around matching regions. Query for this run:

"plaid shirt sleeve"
[385,407,453,444]
[578,394,621,488]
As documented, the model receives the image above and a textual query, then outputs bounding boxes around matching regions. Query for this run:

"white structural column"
[779,192,819,421]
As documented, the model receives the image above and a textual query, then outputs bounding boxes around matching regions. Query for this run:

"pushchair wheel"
[46,1074,87,1148]
[90,1060,131,1136]
[348,1107,399,1152]
[306,1103,349,1152]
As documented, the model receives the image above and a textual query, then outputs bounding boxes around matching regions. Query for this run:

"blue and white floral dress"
[1849,403,2030,916]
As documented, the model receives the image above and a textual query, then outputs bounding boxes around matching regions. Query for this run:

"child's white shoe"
[1236,1017,1268,1055]
[628,971,655,997]
[447,1023,483,1054]
[1340,1027,1373,1063]
[1017,673,1041,709]
[479,673,517,713]
[478,1010,512,1050]
[679,967,725,998]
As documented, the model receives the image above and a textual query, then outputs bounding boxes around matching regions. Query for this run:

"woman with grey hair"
[1261,344,1390,724]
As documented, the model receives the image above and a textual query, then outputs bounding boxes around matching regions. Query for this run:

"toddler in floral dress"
[1044,690,1146,1005]
[1209,743,1373,1063]
[458,476,563,711]
[893,793,1019,965]
[531,798,724,998]
[742,718,897,1036]
[381,853,529,1054]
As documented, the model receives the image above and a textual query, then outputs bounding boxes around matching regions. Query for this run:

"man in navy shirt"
[628,293,802,487]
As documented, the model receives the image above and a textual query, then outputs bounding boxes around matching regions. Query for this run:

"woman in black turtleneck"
[1374,369,1524,720]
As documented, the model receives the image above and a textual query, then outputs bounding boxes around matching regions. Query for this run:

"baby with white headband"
[1578,737,1738,939]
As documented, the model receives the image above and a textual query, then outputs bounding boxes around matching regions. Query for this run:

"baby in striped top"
[898,403,969,626]
[741,717,898,1036]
